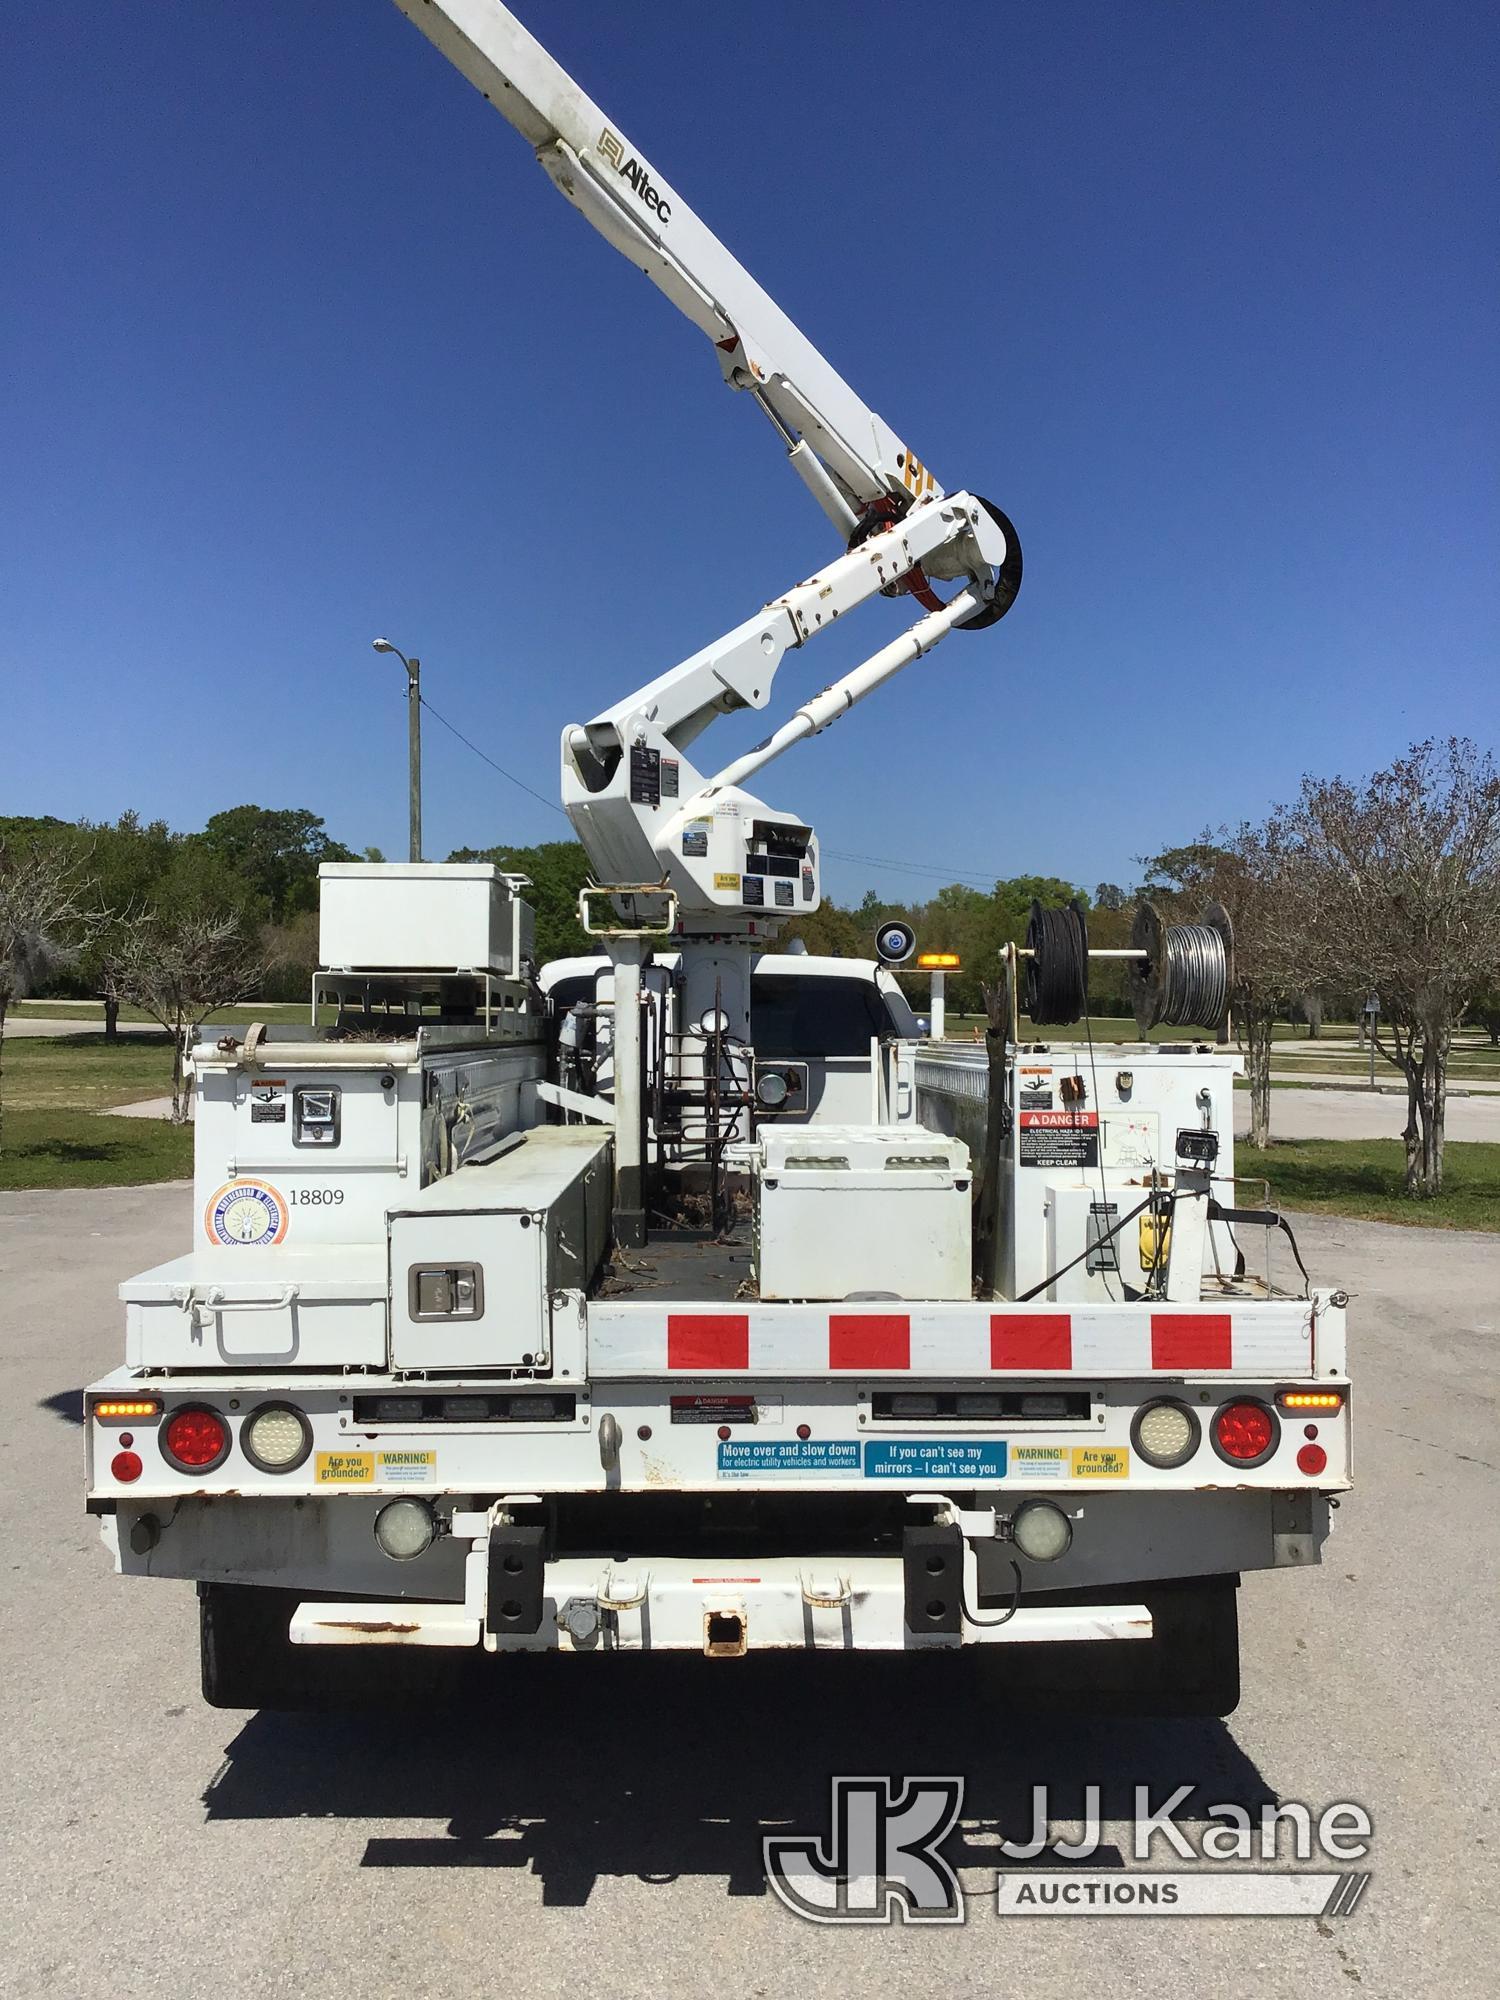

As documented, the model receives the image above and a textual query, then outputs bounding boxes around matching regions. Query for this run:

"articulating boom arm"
[392,0,943,529]
[394,1,1022,934]
[561,496,1013,929]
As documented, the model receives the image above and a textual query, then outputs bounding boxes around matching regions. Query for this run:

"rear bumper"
[288,1552,1156,1654]
[99,1480,1332,1610]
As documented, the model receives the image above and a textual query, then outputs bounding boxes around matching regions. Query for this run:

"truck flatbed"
[600,1226,754,1304]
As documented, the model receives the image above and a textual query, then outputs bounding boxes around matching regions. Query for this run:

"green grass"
[0,1032,192,1187]
[1238,1138,1500,1232]
[1272,1048,1500,1080]
[0,1108,193,1188]
[2,1032,177,1111]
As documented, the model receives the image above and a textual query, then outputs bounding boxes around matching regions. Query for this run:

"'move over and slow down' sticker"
[715,1438,1009,1479]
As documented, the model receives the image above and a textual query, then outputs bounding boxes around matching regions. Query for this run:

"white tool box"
[122,1244,389,1370]
[318,862,534,976]
[388,1126,612,1370]
[754,1124,972,1302]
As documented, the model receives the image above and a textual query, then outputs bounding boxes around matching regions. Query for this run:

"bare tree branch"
[1273,738,1500,1196]
[104,910,264,1123]
[0,840,105,1149]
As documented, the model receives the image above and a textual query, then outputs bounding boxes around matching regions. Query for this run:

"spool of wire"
[1024,899,1090,1024]
[1130,901,1234,1032]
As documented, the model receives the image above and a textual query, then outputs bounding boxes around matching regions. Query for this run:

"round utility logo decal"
[205,1179,289,1248]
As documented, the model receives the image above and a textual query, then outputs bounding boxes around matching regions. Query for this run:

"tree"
[70,813,177,1038]
[260,909,321,1004]
[1297,989,1324,1040]
[1143,829,1309,1147]
[784,900,867,958]
[195,806,355,923]
[1094,881,1127,912]
[105,910,264,1122]
[447,840,594,965]
[1139,841,1229,900]
[1276,738,1500,1197]
[0,839,102,1147]
[895,883,1002,1015]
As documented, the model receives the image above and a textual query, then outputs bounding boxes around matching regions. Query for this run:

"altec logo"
[598,128,672,222]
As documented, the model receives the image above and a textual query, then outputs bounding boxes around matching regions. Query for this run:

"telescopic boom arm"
[392,0,944,530]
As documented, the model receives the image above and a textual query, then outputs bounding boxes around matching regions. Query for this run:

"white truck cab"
[542,951,921,1132]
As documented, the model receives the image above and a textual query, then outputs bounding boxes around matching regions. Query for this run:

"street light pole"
[406,657,422,864]
[373,639,422,862]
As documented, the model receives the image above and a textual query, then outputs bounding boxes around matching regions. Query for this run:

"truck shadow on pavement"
[202,1654,1278,1905]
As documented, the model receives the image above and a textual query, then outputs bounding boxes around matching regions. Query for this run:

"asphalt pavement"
[1,1185,1495,1998]
[1234,1086,1500,1142]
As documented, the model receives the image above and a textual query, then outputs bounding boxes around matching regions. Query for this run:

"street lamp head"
[372,636,394,653]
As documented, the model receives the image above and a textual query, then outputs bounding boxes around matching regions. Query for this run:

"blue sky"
[4,1,1495,905]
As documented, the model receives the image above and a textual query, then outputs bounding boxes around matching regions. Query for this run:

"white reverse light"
[1132,1398,1200,1469]
[374,1498,436,1561]
[1010,1500,1073,1563]
[242,1403,312,1473]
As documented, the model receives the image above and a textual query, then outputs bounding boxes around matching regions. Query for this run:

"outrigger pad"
[486,1524,546,1637]
[903,1522,964,1637]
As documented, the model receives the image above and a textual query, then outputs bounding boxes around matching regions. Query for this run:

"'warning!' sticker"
[1010,1444,1067,1481]
[377,1450,436,1485]
[314,1450,437,1485]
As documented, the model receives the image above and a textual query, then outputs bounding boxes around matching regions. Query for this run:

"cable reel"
[1129,899,1235,1034]
[1024,899,1090,1025]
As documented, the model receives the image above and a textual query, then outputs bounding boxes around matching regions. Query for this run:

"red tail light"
[1213,1399,1278,1466]
[111,1451,143,1483]
[162,1406,230,1472]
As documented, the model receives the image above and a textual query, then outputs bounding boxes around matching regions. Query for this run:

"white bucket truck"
[85,3,1348,1713]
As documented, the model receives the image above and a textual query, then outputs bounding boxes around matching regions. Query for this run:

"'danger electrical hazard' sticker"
[1018,1110,1100,1170]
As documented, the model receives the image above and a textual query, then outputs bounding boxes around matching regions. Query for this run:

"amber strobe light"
[1278,1391,1344,1412]
[93,1400,161,1420]
[916,952,962,969]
